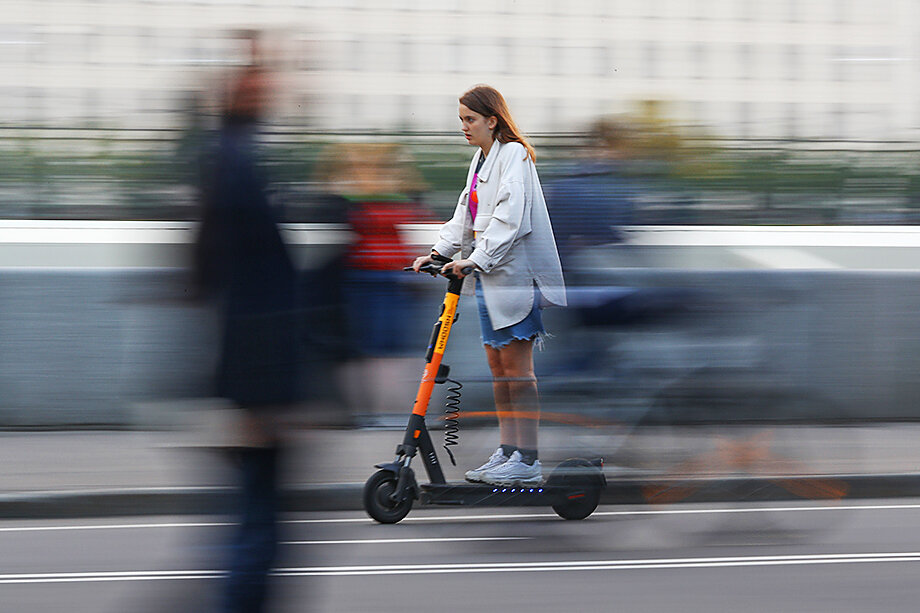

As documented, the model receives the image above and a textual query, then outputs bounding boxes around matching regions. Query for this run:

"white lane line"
[281,537,530,545]
[0,521,232,533]
[280,552,920,576]
[4,552,920,583]
[4,501,920,533]
[0,569,221,584]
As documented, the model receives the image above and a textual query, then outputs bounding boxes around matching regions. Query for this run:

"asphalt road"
[5,499,920,612]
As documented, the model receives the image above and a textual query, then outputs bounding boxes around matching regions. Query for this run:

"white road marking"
[277,552,920,576]
[280,536,530,545]
[4,501,920,533]
[4,552,920,583]
[0,521,232,533]
[0,569,221,584]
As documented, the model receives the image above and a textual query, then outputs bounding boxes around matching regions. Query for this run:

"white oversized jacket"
[431,139,566,330]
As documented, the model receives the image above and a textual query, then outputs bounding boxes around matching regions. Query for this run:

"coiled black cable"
[443,378,462,466]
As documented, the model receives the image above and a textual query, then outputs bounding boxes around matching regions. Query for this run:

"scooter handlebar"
[404,262,474,278]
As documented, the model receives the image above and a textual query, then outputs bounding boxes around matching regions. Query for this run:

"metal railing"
[0,126,918,223]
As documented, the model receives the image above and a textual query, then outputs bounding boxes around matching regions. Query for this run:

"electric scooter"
[363,254,606,524]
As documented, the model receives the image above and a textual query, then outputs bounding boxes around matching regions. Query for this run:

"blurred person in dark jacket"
[541,119,640,379]
[544,118,636,276]
[194,31,301,613]
[542,118,691,395]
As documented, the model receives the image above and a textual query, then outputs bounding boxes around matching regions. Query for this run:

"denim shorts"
[476,282,545,349]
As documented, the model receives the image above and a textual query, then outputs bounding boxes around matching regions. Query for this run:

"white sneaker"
[465,448,509,483]
[481,451,543,486]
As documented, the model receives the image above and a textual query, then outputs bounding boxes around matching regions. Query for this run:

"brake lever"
[403,264,441,276]
[403,264,474,277]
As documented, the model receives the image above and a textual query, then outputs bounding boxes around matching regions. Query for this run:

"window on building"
[852,0,891,24]
[831,104,847,139]
[469,39,497,75]
[692,43,706,80]
[397,94,413,131]
[596,45,610,77]
[30,29,46,64]
[0,26,32,64]
[843,45,896,83]
[529,41,549,76]
[739,0,757,21]
[53,32,78,65]
[595,97,608,119]
[496,0,513,14]
[26,87,42,123]
[414,39,437,74]
[831,45,847,81]
[691,0,706,21]
[689,100,706,127]
[834,0,849,24]
[85,88,103,125]
[349,95,363,129]
[785,103,798,139]
[871,49,895,83]
[0,87,10,121]
[500,38,514,74]
[739,43,753,80]
[549,41,564,76]
[139,28,156,66]
[785,45,799,81]
[350,39,364,72]
[544,98,562,132]
[446,38,460,74]
[737,101,751,138]
[562,46,586,77]
[643,41,659,79]
[399,38,414,73]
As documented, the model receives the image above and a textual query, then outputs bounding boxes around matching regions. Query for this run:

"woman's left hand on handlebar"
[441,258,476,278]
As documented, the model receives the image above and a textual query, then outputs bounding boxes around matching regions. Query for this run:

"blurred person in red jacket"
[316,143,432,428]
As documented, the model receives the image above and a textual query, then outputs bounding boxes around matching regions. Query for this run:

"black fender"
[374,463,418,502]
[373,462,402,475]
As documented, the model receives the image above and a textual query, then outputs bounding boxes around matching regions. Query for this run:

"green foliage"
[0,129,918,223]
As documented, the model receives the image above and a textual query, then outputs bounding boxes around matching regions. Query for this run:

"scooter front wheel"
[363,469,414,524]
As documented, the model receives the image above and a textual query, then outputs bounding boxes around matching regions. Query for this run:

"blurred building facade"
[2,0,920,139]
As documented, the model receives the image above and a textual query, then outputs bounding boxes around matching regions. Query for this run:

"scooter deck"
[419,482,594,507]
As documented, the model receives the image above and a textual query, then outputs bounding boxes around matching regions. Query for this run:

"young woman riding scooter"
[412,84,566,486]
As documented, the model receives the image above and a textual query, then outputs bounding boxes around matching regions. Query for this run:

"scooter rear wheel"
[363,469,413,524]
[548,459,603,520]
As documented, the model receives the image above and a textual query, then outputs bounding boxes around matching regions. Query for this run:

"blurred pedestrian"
[194,31,300,613]
[317,143,431,428]
[412,85,565,485]
[544,118,635,275]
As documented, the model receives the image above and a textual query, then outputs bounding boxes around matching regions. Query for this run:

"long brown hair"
[460,85,535,162]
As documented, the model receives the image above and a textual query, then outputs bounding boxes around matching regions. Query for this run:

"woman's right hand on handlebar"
[411,253,436,273]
